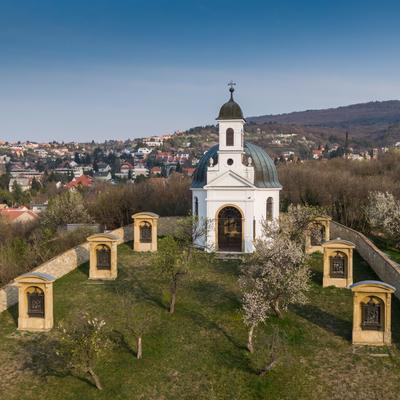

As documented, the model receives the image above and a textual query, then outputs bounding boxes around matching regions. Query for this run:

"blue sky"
[1,0,400,142]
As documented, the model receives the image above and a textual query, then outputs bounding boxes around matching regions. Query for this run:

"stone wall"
[331,221,400,298]
[0,217,180,313]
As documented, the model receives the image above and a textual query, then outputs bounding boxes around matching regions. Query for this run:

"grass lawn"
[370,235,400,264]
[1,245,400,399]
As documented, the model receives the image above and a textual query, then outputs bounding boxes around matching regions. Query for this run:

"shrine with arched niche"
[132,212,159,252]
[87,233,118,280]
[305,216,332,254]
[350,281,395,346]
[322,238,355,288]
[15,272,55,332]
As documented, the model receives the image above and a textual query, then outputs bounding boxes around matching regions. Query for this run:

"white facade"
[191,91,281,253]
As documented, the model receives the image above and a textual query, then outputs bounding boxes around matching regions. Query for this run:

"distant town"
[1,121,400,225]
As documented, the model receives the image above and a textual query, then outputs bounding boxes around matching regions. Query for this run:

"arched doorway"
[217,206,243,252]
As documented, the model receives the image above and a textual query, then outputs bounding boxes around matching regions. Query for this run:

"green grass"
[1,246,400,399]
[370,235,400,264]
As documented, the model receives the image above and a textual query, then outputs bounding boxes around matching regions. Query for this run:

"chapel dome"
[217,87,245,120]
[191,142,282,189]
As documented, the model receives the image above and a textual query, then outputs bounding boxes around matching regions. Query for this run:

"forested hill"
[248,100,400,128]
[181,100,400,150]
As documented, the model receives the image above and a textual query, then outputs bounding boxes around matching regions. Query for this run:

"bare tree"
[154,233,211,314]
[114,286,152,360]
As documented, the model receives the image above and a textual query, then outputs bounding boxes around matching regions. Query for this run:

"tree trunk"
[137,336,142,359]
[273,301,283,318]
[169,280,177,314]
[169,290,176,314]
[247,324,255,353]
[258,358,278,376]
[87,367,103,390]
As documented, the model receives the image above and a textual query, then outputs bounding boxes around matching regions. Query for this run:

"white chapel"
[191,85,282,253]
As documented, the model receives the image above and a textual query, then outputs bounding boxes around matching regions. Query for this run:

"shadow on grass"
[179,306,248,352]
[77,262,90,277]
[101,267,168,312]
[311,269,323,286]
[179,306,256,374]
[353,251,380,282]
[292,304,352,341]
[110,330,137,357]
[19,335,96,389]
[6,304,18,327]
[213,258,243,278]
[189,280,241,310]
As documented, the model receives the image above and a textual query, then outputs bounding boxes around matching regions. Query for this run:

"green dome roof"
[217,87,244,120]
[191,142,282,189]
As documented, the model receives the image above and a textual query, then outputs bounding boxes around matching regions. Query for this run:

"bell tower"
[216,82,245,171]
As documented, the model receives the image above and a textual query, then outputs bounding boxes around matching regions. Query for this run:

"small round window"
[227,158,234,166]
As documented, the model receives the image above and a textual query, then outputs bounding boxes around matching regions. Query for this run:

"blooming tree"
[239,205,316,353]
[365,191,400,248]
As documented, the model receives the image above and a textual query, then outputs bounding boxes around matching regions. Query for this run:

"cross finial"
[228,80,236,99]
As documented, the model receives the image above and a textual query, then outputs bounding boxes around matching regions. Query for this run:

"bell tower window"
[226,128,234,146]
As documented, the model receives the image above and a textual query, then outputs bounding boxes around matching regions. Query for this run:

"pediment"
[205,170,255,189]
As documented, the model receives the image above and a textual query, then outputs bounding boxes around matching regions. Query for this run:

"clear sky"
[1,0,400,142]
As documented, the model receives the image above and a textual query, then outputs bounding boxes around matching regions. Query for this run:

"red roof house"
[65,175,94,190]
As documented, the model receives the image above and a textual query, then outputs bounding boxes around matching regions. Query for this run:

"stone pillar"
[15,272,55,332]
[322,238,355,288]
[132,212,159,252]
[87,233,118,280]
[350,281,395,346]
[305,216,332,254]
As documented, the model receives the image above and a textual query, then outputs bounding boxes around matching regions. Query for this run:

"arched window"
[96,244,111,270]
[226,128,234,146]
[194,196,199,217]
[27,286,45,318]
[329,251,347,278]
[266,197,273,221]
[140,221,152,243]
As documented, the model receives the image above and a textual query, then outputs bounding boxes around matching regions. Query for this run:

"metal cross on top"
[228,80,236,90]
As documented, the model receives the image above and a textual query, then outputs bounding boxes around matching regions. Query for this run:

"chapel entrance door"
[217,206,243,252]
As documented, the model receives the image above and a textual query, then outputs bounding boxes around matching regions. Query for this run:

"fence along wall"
[0,217,179,313]
[330,221,400,299]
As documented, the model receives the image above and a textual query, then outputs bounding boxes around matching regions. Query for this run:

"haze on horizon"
[1,0,400,143]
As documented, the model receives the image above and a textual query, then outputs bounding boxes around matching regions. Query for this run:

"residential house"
[0,206,39,224]
[65,174,94,190]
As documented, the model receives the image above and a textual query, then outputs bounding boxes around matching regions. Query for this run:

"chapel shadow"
[292,303,352,341]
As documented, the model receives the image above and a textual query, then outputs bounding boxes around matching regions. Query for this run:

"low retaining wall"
[331,221,400,298]
[0,217,180,313]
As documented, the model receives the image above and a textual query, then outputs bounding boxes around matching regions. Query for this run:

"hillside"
[248,100,400,127]
[179,101,400,157]
[1,244,400,399]
[247,100,400,148]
